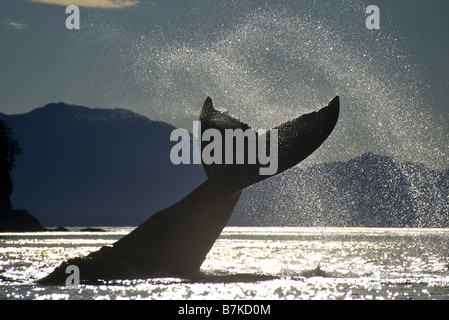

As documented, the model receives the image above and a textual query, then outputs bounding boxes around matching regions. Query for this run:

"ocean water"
[1,226,449,300]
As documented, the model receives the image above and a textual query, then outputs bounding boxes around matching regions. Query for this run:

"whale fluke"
[38,96,339,284]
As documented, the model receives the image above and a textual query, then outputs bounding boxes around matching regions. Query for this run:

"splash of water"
[129,1,447,170]
[63,1,447,170]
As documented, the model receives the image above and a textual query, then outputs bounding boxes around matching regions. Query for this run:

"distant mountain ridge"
[0,102,206,226]
[1,103,447,227]
[231,153,449,228]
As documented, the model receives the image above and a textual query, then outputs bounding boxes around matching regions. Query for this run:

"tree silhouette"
[0,119,45,231]
[0,119,22,213]
[0,119,23,172]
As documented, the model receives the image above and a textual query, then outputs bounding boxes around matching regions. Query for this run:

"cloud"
[27,0,140,9]
[7,22,28,30]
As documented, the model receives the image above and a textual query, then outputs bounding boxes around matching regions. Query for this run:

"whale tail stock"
[37,96,339,284]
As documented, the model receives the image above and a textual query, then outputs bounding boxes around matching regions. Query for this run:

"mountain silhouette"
[231,153,449,227]
[0,103,206,226]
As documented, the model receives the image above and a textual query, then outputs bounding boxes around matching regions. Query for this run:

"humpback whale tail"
[38,96,339,284]
[198,95,339,193]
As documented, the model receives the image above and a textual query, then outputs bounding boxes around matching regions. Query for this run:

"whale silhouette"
[38,96,339,284]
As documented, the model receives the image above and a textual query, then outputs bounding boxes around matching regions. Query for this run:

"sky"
[1,0,448,169]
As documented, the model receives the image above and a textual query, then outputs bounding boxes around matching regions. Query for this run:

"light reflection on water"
[1,227,449,300]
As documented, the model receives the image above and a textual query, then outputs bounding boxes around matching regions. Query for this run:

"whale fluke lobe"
[273,95,339,175]
[38,96,340,284]
[200,97,252,177]
[201,96,215,117]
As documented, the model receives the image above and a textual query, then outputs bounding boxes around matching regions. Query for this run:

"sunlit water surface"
[1,226,449,300]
